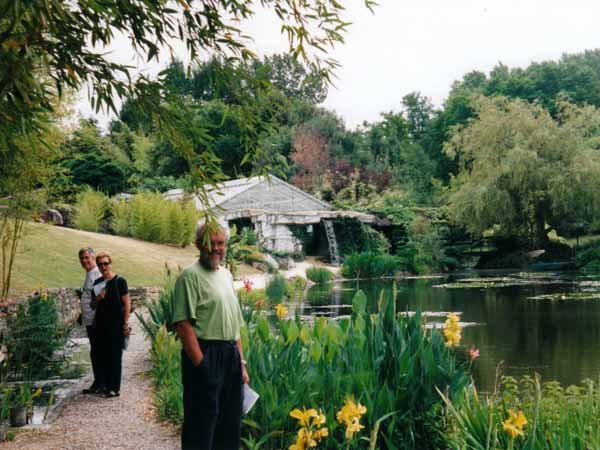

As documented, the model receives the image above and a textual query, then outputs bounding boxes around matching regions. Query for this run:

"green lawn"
[9,222,201,297]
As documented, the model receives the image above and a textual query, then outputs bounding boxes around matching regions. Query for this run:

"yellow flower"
[503,409,527,439]
[290,408,318,428]
[289,408,328,449]
[289,426,327,450]
[275,303,288,320]
[32,388,42,399]
[443,313,462,347]
[311,410,326,428]
[336,398,367,440]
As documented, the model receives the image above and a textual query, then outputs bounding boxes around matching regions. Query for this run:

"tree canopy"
[445,95,600,248]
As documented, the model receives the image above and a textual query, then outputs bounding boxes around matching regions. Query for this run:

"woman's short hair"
[95,251,112,263]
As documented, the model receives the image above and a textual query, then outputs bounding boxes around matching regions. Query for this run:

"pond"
[292,271,600,392]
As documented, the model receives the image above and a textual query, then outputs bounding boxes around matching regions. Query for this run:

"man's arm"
[176,320,204,366]
[236,339,250,384]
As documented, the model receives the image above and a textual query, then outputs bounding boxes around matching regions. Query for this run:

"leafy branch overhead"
[0,0,375,211]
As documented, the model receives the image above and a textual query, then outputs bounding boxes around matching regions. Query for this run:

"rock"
[275,256,295,270]
[263,254,279,271]
[41,209,64,225]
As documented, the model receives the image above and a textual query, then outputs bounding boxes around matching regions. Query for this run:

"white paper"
[243,384,259,415]
[93,280,106,297]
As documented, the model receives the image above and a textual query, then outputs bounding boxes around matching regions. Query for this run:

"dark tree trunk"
[533,203,550,249]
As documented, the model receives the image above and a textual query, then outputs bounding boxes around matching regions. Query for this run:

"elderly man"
[78,247,102,394]
[172,219,250,450]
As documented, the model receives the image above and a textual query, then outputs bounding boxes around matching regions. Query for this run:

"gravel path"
[4,316,179,450]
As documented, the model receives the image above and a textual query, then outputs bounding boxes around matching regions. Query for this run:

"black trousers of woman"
[181,340,243,450]
[96,332,124,393]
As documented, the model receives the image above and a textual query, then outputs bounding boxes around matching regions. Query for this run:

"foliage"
[575,242,600,274]
[145,280,471,449]
[285,276,307,299]
[59,120,130,195]
[122,193,196,246]
[3,293,70,381]
[334,219,390,257]
[1,191,45,301]
[340,252,406,279]
[136,270,178,342]
[265,274,288,303]
[442,374,600,450]
[446,96,600,248]
[225,225,256,278]
[149,326,184,424]
[305,266,334,284]
[110,200,131,236]
[73,189,109,233]
[0,387,12,421]
[240,290,470,449]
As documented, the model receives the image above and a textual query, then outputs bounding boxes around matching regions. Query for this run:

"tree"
[290,124,330,194]
[252,53,328,103]
[445,95,600,248]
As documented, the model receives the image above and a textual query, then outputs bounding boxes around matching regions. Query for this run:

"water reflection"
[299,272,600,391]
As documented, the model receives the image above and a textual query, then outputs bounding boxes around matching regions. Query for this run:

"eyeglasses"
[97,261,111,267]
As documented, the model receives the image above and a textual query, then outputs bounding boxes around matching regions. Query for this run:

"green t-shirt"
[171,261,244,340]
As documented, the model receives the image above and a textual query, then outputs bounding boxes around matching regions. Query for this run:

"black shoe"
[103,390,120,398]
[82,385,100,395]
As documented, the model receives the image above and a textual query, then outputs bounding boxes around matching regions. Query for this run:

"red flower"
[243,279,253,293]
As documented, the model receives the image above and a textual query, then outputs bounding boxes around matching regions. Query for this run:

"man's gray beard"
[200,253,222,270]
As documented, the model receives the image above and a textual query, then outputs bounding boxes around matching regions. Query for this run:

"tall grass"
[112,193,197,246]
[265,274,287,303]
[305,266,334,283]
[110,199,131,235]
[341,252,406,279]
[73,189,108,232]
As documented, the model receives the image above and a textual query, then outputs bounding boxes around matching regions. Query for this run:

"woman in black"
[92,251,131,398]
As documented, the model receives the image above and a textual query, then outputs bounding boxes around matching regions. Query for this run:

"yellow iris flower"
[275,303,288,320]
[502,409,527,439]
[443,313,462,347]
[336,398,367,440]
[289,408,328,449]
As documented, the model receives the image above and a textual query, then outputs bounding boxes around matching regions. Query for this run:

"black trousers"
[96,331,124,393]
[86,325,102,388]
[181,340,243,450]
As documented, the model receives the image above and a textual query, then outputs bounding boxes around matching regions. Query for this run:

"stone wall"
[0,286,160,335]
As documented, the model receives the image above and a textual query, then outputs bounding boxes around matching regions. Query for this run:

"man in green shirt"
[172,219,249,450]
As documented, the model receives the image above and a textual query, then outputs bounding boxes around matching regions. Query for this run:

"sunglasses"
[97,261,111,267]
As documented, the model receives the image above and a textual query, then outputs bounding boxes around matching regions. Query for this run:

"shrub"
[265,274,287,303]
[73,189,108,232]
[130,193,163,242]
[285,276,307,299]
[305,266,334,284]
[341,252,406,279]
[240,227,258,246]
[333,218,391,256]
[110,199,131,235]
[4,293,70,380]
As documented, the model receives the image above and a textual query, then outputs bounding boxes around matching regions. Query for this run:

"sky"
[77,0,600,130]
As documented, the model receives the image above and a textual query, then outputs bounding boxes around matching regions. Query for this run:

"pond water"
[293,271,600,392]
